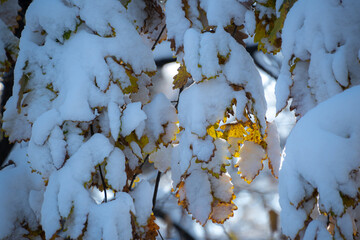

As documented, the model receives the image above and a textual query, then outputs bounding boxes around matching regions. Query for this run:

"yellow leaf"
[220,122,247,139]
[254,0,297,53]
[173,63,191,89]
[207,123,223,139]
[123,68,139,94]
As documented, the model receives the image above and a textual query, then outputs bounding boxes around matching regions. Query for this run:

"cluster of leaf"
[279,86,360,239]
[165,0,280,226]
[254,0,296,54]
[1,0,179,239]
[0,0,20,74]
[275,0,360,118]
[0,0,287,239]
[276,0,360,239]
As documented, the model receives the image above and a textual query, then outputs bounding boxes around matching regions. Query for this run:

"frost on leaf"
[279,86,360,239]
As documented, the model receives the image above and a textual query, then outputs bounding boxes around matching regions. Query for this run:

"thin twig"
[151,24,166,51]
[98,165,107,203]
[246,45,279,79]
[174,86,184,110]
[152,171,162,210]
[153,209,196,240]
[129,154,149,191]
[157,229,165,240]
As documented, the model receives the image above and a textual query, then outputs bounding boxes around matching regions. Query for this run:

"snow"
[108,101,121,141]
[276,0,360,117]
[178,78,234,137]
[130,141,142,158]
[0,0,20,70]
[0,144,42,239]
[165,0,190,50]
[31,109,62,145]
[0,0,311,238]
[279,85,360,238]
[201,138,230,177]
[120,102,147,136]
[48,126,67,169]
[244,10,256,35]
[149,144,172,172]
[183,29,202,81]
[200,0,247,27]
[266,121,281,178]
[192,135,215,162]
[185,170,213,225]
[236,141,266,183]
[303,217,331,240]
[63,122,84,157]
[130,180,153,226]
[164,0,271,228]
[143,93,178,142]
[41,134,114,238]
[209,174,233,203]
[27,0,78,41]
[337,213,354,240]
[85,193,134,240]
[106,148,126,191]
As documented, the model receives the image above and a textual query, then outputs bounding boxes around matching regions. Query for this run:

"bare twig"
[157,229,165,240]
[129,154,149,191]
[154,209,196,240]
[246,45,279,79]
[152,171,162,210]
[174,86,184,110]
[98,165,107,203]
[151,24,166,51]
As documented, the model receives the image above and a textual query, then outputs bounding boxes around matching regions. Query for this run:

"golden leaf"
[123,68,139,94]
[224,24,248,48]
[173,63,191,89]
[254,0,297,53]
[210,199,238,224]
